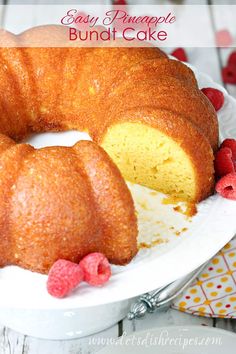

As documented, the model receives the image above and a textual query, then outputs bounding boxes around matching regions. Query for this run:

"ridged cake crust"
[0,137,137,273]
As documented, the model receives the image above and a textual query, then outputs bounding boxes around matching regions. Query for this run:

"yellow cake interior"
[101,122,196,201]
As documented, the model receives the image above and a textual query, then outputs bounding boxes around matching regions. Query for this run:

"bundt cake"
[0,25,218,273]
[0,136,137,273]
[0,25,218,205]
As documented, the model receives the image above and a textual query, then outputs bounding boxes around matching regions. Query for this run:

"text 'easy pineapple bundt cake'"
[0,25,218,272]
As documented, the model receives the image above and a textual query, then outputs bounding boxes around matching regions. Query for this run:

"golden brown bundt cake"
[0,136,137,273]
[0,25,218,207]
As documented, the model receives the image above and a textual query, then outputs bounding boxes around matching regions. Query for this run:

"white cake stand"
[0,66,235,339]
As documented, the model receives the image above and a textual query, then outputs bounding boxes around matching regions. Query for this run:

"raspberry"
[215,172,236,200]
[215,147,235,178]
[171,48,188,62]
[228,51,236,66]
[79,253,111,287]
[47,260,84,298]
[215,29,233,47]
[201,87,224,111]
[113,0,127,4]
[221,139,236,160]
[222,65,236,84]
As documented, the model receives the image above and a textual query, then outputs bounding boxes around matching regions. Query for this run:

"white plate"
[98,326,236,354]
[0,66,236,311]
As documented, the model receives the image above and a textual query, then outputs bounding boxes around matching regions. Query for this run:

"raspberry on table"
[215,147,235,178]
[228,51,236,66]
[79,252,111,287]
[47,260,84,298]
[201,87,224,111]
[222,65,236,84]
[170,48,188,62]
[221,139,236,161]
[215,172,236,200]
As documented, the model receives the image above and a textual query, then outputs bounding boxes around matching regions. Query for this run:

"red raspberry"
[215,147,235,178]
[47,260,84,298]
[221,139,236,161]
[228,51,236,66]
[171,48,188,62]
[215,29,233,47]
[215,172,236,200]
[201,87,224,111]
[79,253,111,287]
[113,0,127,4]
[222,65,236,84]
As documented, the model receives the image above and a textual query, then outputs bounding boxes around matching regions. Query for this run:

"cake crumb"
[138,238,168,249]
[162,196,197,217]
[173,203,197,217]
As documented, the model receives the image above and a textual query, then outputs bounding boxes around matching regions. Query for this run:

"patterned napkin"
[172,236,236,318]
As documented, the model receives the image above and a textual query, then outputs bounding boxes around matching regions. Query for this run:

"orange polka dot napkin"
[172,236,236,318]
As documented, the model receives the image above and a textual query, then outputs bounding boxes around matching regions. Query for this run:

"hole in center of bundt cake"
[23,131,91,149]
[101,122,196,201]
